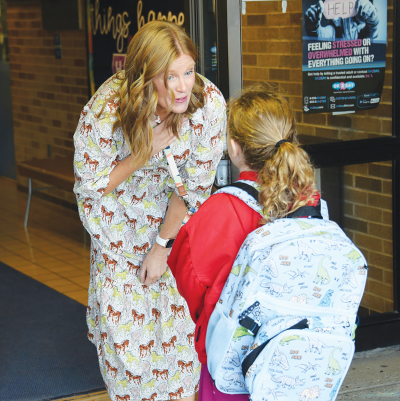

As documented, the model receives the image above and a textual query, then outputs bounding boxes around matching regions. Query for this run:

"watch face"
[167,239,175,248]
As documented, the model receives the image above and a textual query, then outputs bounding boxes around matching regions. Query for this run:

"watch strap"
[156,234,175,248]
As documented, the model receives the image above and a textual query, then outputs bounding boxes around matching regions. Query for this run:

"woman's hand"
[151,116,188,156]
[102,119,179,196]
[139,242,170,285]
[151,121,176,157]
[139,192,187,285]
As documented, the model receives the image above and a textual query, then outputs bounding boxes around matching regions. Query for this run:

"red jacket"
[168,172,262,364]
[168,172,321,365]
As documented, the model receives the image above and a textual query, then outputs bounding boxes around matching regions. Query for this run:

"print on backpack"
[206,181,368,401]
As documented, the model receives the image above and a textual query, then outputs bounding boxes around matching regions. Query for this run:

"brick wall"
[343,162,393,315]
[242,1,394,314]
[6,0,88,206]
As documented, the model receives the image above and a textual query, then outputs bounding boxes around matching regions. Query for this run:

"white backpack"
[206,180,368,401]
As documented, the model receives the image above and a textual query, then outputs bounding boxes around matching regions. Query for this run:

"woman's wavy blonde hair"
[228,83,317,222]
[103,21,205,166]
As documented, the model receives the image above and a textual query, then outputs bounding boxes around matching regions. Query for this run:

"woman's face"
[153,54,196,117]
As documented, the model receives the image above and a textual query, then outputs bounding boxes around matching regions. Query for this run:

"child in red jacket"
[168,83,320,400]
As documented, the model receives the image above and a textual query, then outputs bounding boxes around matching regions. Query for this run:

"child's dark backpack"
[206,180,368,401]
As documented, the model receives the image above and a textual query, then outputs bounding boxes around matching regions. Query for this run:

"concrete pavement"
[337,345,400,400]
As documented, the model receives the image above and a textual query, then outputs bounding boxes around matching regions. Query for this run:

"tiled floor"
[0,177,91,304]
[0,177,111,401]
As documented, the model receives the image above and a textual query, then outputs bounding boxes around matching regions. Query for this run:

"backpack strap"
[241,318,309,377]
[227,182,259,203]
[214,180,264,216]
[287,202,323,219]
[220,181,323,219]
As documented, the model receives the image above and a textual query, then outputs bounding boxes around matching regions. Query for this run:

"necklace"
[152,114,166,129]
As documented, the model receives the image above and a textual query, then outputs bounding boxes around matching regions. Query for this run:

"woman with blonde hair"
[73,21,226,401]
[168,83,320,400]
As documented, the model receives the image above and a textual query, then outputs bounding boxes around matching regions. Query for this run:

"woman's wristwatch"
[155,234,175,248]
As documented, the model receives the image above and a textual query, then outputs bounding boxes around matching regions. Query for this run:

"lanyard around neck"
[153,117,195,225]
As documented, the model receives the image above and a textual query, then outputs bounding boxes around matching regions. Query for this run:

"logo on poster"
[332,81,356,90]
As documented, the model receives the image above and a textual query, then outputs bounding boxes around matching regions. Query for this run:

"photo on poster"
[302,0,387,114]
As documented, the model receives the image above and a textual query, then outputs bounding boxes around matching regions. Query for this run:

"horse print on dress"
[189,121,203,137]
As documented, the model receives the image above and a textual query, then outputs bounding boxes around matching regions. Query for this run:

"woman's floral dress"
[73,73,226,401]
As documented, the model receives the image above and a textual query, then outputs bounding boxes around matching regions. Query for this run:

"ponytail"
[258,141,316,222]
[227,83,317,222]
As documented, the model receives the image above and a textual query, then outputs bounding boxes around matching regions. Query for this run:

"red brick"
[340,130,369,141]
[344,201,353,216]
[383,241,393,256]
[290,13,302,25]
[382,211,392,225]
[367,103,392,118]
[290,41,303,54]
[243,68,269,81]
[368,223,392,240]
[344,164,368,175]
[368,193,392,210]
[355,176,382,192]
[369,164,392,179]
[369,252,393,271]
[303,113,327,126]
[257,55,279,67]
[266,14,290,26]
[344,216,368,233]
[247,15,266,26]
[279,55,301,68]
[246,41,268,54]
[382,181,392,194]
[384,300,394,313]
[352,117,381,132]
[360,293,384,313]
[279,27,301,40]
[327,114,352,128]
[242,54,257,66]
[267,42,290,54]
[269,69,290,81]
[290,69,302,82]
[366,265,383,281]
[74,59,85,67]
[354,205,382,222]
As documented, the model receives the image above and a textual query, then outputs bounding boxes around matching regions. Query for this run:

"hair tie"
[275,139,290,149]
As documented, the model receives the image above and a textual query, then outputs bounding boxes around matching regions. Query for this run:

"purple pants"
[198,365,250,401]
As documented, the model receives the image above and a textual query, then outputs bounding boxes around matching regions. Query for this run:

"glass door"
[185,0,218,85]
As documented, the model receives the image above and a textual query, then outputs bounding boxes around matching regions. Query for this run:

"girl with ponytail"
[168,83,321,401]
[73,21,226,401]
